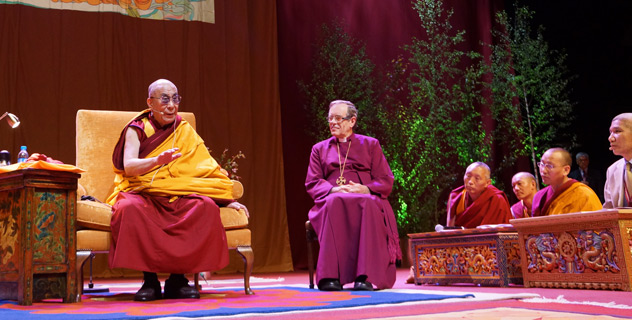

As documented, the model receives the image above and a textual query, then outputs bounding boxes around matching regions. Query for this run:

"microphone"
[435,224,464,232]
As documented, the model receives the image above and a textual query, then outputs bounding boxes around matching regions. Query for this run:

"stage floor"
[3,268,631,319]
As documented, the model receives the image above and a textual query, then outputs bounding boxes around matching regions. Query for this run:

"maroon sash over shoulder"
[531,179,602,216]
[532,179,576,217]
[112,111,182,171]
[448,185,512,228]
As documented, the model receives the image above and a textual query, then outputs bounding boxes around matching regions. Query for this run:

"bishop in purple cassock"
[305,100,401,291]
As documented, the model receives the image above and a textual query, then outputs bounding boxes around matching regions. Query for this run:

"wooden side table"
[0,169,80,305]
[511,209,632,291]
[408,227,523,287]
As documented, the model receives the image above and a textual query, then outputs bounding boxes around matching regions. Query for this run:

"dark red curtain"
[276,0,505,269]
[0,0,293,274]
[0,0,508,273]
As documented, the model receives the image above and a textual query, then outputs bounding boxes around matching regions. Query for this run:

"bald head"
[512,172,536,184]
[511,172,537,201]
[539,148,571,189]
[148,79,177,98]
[609,113,632,161]
[549,148,572,166]
[613,113,632,129]
[146,79,179,127]
[463,162,491,200]
[466,162,491,179]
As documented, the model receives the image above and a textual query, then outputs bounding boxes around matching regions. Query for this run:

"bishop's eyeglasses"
[327,115,352,123]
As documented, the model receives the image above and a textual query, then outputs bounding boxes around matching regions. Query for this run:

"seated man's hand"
[347,181,370,194]
[227,201,250,218]
[331,181,370,194]
[156,148,182,165]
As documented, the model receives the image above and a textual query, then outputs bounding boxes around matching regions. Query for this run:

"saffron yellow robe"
[107,110,233,205]
[532,180,602,216]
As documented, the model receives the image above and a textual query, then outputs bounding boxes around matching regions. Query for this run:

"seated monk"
[446,162,512,228]
[106,79,249,301]
[510,172,537,218]
[407,162,511,284]
[532,148,602,216]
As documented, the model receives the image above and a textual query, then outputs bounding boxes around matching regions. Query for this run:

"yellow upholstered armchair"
[75,110,254,300]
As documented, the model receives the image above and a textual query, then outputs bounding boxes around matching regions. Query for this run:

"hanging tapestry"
[0,0,215,23]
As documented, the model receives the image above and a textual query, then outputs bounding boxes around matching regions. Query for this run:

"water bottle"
[17,146,28,163]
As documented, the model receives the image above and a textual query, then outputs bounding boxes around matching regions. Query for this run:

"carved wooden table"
[511,209,632,291]
[0,169,80,305]
[408,227,523,287]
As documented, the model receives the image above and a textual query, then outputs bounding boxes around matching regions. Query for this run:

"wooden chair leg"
[193,272,211,291]
[194,246,254,295]
[194,273,201,291]
[305,221,317,289]
[75,251,92,302]
[236,246,254,295]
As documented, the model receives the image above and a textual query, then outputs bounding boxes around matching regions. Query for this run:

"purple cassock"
[305,133,401,289]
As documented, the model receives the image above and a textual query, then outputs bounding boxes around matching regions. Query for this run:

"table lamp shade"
[0,112,20,128]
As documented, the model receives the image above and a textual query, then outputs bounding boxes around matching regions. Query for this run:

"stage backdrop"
[0,0,293,275]
[276,0,505,269]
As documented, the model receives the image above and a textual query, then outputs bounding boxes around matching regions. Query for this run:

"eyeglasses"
[327,115,352,123]
[150,94,182,105]
[537,162,557,170]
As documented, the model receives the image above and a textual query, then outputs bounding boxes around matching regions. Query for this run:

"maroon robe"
[305,133,400,289]
[447,185,512,228]
[108,111,230,274]
[511,200,530,219]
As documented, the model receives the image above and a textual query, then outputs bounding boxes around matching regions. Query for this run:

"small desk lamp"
[0,112,20,128]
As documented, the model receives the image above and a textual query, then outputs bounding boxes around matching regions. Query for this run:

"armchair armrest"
[232,180,244,200]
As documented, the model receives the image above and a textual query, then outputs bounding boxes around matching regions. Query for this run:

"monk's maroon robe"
[305,133,401,289]
[511,200,530,219]
[447,185,512,228]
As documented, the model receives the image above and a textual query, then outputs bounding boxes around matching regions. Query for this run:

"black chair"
[305,220,318,289]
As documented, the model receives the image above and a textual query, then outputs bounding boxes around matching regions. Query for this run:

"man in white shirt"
[604,113,632,208]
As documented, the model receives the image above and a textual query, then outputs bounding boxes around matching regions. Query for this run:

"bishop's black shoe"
[353,275,373,291]
[317,278,342,291]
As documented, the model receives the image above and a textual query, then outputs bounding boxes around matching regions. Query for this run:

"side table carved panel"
[511,209,632,291]
[0,169,80,305]
[408,227,523,287]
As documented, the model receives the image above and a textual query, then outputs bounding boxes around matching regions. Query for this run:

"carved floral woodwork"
[512,210,632,291]
[409,227,523,287]
[0,169,80,305]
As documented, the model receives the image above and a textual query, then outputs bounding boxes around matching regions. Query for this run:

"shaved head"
[512,172,536,184]
[539,148,572,189]
[466,162,491,180]
[613,113,632,130]
[148,79,177,98]
[548,148,572,167]
[609,113,632,161]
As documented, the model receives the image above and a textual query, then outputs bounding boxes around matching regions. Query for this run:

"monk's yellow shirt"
[106,116,233,205]
[546,182,602,215]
